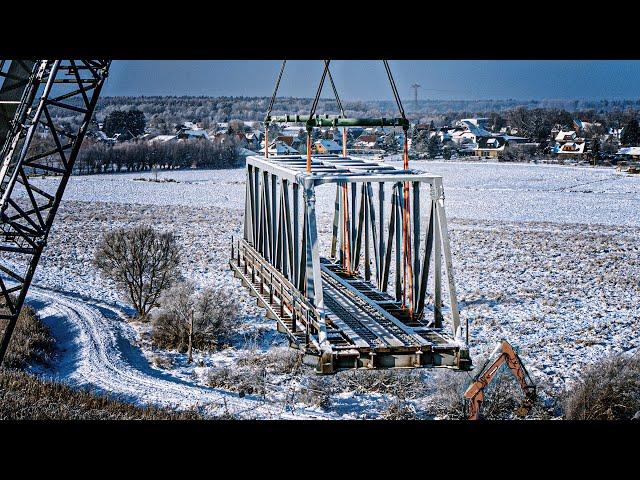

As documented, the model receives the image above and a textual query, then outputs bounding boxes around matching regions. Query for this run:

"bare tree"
[151,282,240,360]
[93,226,181,319]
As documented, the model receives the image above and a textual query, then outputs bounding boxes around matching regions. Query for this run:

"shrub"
[207,365,267,398]
[1,305,55,370]
[295,375,335,409]
[151,283,240,353]
[207,347,302,399]
[338,369,427,398]
[430,371,469,419]
[236,347,301,375]
[380,398,420,420]
[563,354,640,420]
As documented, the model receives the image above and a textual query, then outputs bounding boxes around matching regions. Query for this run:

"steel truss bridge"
[230,153,471,373]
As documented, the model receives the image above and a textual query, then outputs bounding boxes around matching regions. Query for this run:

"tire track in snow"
[26,286,330,419]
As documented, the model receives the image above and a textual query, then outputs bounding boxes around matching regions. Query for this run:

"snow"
[27,285,329,419]
[16,160,640,418]
[30,160,640,227]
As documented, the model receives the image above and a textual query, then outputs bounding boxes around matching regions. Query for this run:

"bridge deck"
[230,239,471,373]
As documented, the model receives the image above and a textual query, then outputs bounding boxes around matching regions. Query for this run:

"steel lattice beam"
[233,153,471,373]
[0,59,110,365]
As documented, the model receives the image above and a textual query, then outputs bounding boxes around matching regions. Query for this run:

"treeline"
[47,95,640,139]
[74,138,240,175]
[88,96,640,129]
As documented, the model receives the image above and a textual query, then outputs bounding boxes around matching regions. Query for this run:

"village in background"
[41,96,640,175]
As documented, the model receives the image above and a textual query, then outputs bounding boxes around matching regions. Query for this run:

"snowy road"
[26,286,330,419]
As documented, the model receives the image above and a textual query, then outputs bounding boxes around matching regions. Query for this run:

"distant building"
[149,134,178,144]
[460,118,491,130]
[176,122,210,140]
[281,126,304,138]
[259,140,299,156]
[275,135,295,146]
[552,129,586,158]
[555,130,577,143]
[616,146,640,159]
[314,139,342,154]
[554,141,586,158]
[573,119,602,135]
[475,137,506,158]
[353,133,379,151]
[89,130,117,144]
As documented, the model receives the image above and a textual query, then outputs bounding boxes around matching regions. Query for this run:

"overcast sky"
[102,60,640,101]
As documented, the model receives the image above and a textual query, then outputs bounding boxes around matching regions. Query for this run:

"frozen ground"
[17,160,640,418]
[35,160,640,226]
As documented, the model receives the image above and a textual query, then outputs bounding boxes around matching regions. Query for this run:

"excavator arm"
[463,339,536,420]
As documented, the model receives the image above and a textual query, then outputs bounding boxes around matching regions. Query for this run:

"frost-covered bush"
[236,347,301,375]
[563,354,640,420]
[207,365,267,398]
[338,369,427,398]
[430,371,469,419]
[295,375,335,409]
[151,282,240,353]
[380,398,420,420]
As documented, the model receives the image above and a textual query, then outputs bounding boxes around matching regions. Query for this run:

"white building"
[259,140,299,155]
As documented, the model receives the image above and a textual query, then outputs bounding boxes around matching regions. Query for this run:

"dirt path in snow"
[26,286,330,419]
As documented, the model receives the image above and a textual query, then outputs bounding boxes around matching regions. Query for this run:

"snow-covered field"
[19,160,640,418]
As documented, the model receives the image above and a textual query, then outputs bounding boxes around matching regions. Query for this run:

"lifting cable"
[305,60,332,172]
[320,62,352,273]
[325,61,349,159]
[383,60,413,317]
[263,60,412,299]
[264,60,287,158]
[325,61,345,118]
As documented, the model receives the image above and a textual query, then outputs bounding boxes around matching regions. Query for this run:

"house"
[573,119,602,135]
[449,119,495,148]
[149,134,178,144]
[237,147,258,163]
[89,130,117,144]
[275,135,295,146]
[259,140,299,156]
[616,146,640,160]
[281,126,304,138]
[175,123,210,140]
[314,139,342,154]
[475,136,506,158]
[460,118,491,131]
[212,132,235,146]
[245,130,263,150]
[353,133,379,150]
[555,130,577,143]
[554,141,586,158]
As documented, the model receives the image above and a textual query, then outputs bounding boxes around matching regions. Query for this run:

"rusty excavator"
[464,339,537,420]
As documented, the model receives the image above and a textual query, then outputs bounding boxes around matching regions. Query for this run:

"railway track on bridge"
[230,237,470,373]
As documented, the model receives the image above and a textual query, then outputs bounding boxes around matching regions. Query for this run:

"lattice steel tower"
[0,60,110,364]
